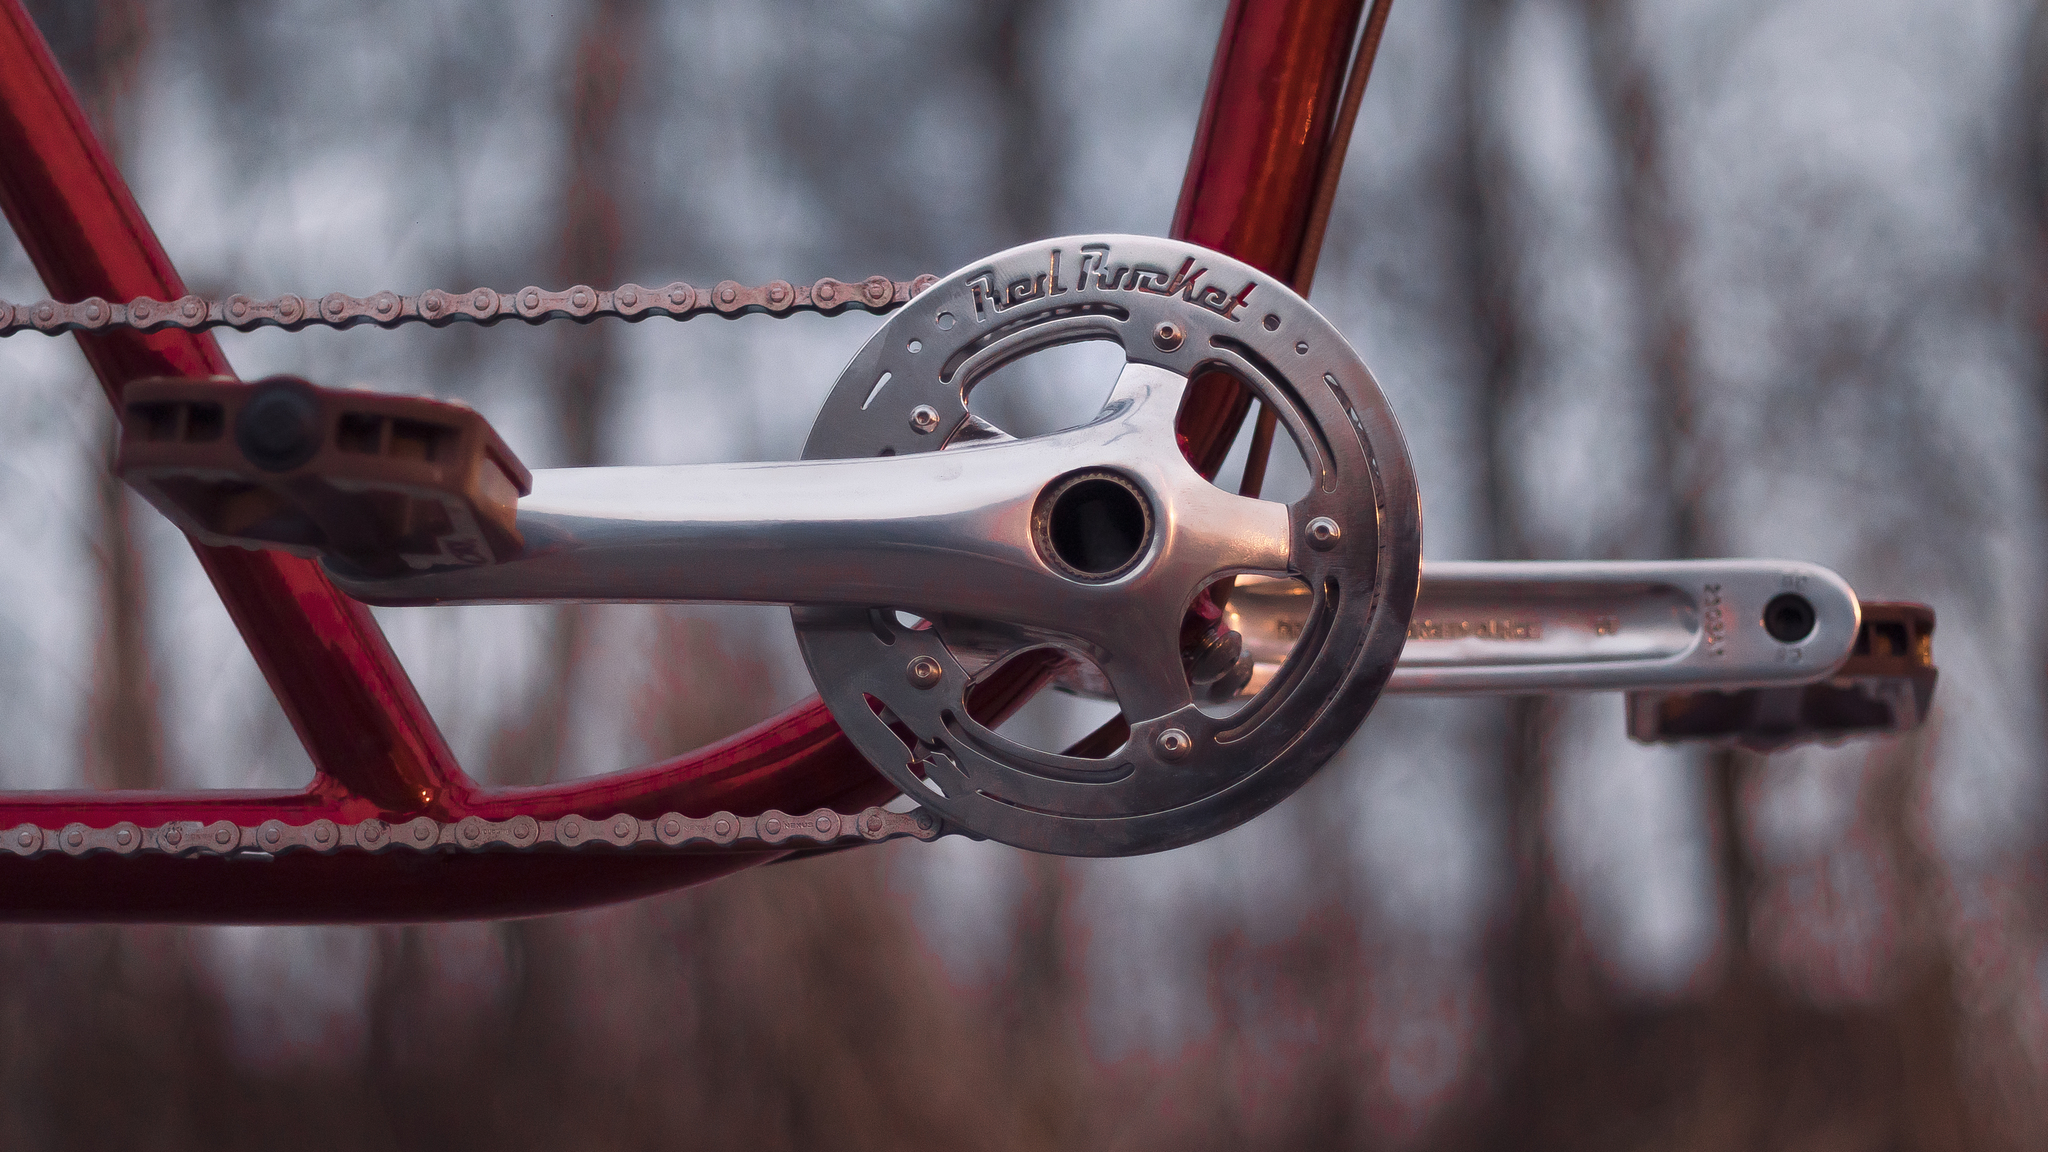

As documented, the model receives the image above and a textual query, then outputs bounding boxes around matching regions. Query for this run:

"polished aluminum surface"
[1229,560,1860,695]
[938,560,1861,701]
[332,362,1294,726]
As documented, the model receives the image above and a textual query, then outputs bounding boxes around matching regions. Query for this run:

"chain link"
[0,275,940,338]
[0,805,943,861]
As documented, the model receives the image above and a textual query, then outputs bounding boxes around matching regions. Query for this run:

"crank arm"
[1245,560,1859,695]
[324,365,1290,724]
[1224,563,1937,750]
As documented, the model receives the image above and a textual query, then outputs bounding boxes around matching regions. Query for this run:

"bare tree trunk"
[51,0,167,791]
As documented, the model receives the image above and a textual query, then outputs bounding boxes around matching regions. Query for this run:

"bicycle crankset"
[103,235,1937,858]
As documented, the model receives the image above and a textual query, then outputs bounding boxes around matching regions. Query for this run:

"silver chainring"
[794,234,1419,856]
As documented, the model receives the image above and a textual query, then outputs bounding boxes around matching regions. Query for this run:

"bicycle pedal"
[1625,602,1936,751]
[117,375,531,576]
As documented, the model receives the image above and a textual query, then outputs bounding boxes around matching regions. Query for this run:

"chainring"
[793,235,1420,856]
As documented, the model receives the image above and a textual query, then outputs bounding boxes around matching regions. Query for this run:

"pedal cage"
[118,375,531,576]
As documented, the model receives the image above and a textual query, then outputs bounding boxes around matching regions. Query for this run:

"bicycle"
[0,0,1934,921]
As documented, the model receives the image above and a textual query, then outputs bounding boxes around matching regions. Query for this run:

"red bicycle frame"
[0,0,1371,921]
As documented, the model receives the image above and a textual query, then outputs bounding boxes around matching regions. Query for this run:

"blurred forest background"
[0,0,2043,1148]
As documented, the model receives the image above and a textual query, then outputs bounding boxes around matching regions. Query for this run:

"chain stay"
[0,806,943,861]
[0,275,941,337]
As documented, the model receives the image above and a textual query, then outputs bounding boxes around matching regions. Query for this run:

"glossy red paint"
[1172,0,1369,474]
[0,0,1370,921]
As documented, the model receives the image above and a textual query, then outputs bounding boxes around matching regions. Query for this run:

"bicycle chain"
[0,805,944,861]
[0,274,939,337]
[0,272,955,858]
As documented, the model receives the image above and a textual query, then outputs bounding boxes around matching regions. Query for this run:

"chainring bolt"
[909,405,941,434]
[906,655,943,688]
[1306,516,1342,551]
[1152,320,1184,351]
[1155,728,1193,761]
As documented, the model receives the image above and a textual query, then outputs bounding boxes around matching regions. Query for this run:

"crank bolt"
[1305,516,1342,551]
[909,404,942,434]
[1152,321,1184,351]
[906,655,943,688]
[1155,728,1193,761]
